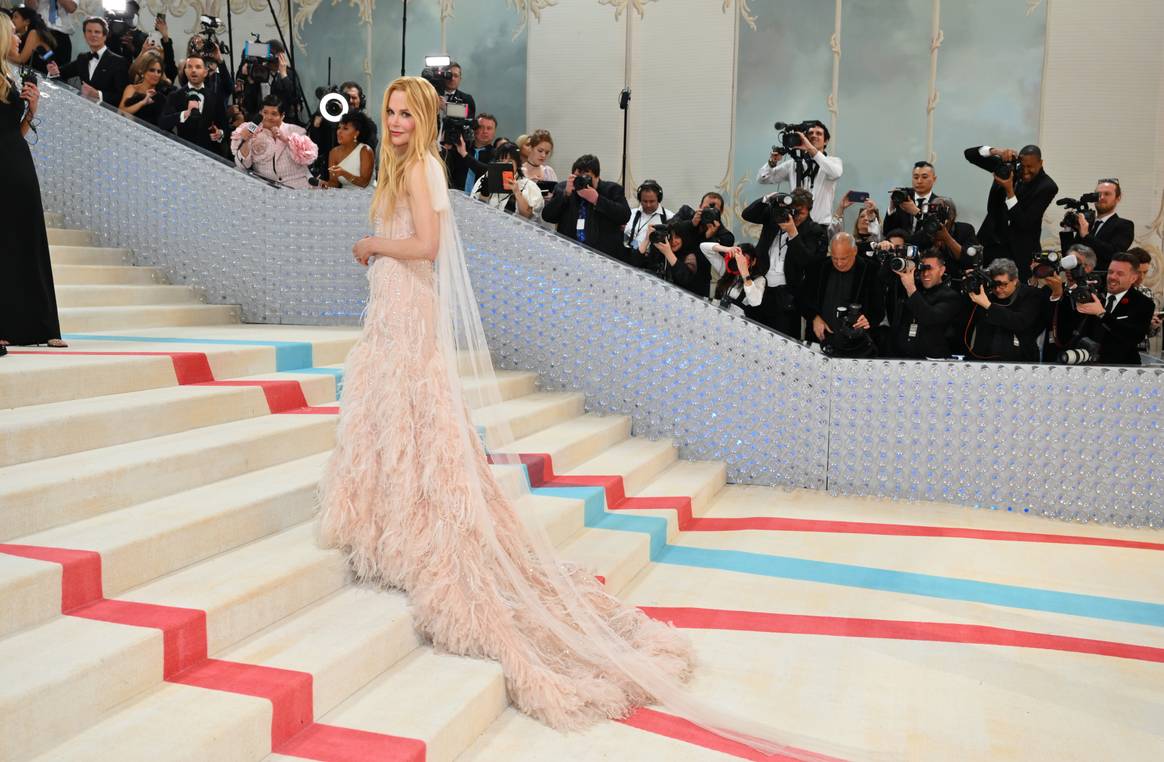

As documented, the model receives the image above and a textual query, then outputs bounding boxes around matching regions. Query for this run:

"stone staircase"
[4,217,1163,762]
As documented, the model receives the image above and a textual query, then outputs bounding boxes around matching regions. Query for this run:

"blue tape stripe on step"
[297,367,344,398]
[61,334,314,371]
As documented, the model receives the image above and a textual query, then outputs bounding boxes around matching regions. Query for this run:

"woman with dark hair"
[118,49,172,125]
[231,93,318,188]
[469,141,543,219]
[702,242,769,316]
[1,13,66,354]
[323,110,374,189]
[10,7,56,74]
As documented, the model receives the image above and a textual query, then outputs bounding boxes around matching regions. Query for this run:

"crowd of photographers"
[530,118,1161,367]
[16,7,1160,365]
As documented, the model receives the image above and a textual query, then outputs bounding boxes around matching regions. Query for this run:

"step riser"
[58,306,241,332]
[44,212,63,227]
[0,357,178,409]
[1,376,335,467]
[479,395,585,450]
[0,420,337,541]
[52,266,165,285]
[46,229,94,246]
[55,286,202,308]
[49,246,132,266]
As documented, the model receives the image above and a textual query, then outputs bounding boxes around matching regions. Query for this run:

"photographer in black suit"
[542,154,631,259]
[889,250,962,358]
[799,232,884,357]
[741,188,826,340]
[158,53,227,155]
[964,258,1043,362]
[446,113,496,194]
[1058,179,1134,272]
[1071,252,1154,365]
[964,144,1058,281]
[47,17,128,107]
[883,161,938,235]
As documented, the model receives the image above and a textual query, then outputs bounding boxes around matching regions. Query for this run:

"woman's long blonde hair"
[370,76,445,221]
[0,14,16,104]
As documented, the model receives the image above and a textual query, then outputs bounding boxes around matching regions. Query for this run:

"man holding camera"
[543,154,631,259]
[1058,179,1134,272]
[623,180,673,257]
[47,16,128,107]
[741,188,826,339]
[798,232,883,357]
[1040,243,1097,358]
[442,62,476,120]
[964,258,1043,362]
[691,192,736,247]
[889,251,962,359]
[1071,252,1154,365]
[446,113,497,194]
[884,161,939,234]
[757,120,842,225]
[964,144,1058,281]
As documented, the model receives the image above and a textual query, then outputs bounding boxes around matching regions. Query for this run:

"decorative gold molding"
[507,0,558,39]
[722,0,756,32]
[598,0,655,21]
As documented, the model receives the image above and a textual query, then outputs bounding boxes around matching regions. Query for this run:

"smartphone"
[156,12,166,22]
[846,191,870,203]
[21,69,38,87]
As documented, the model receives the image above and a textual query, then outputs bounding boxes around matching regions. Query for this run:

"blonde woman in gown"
[317,77,846,762]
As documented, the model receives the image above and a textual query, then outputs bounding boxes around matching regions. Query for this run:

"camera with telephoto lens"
[915,204,950,242]
[773,121,815,152]
[868,244,921,274]
[989,154,1021,180]
[766,192,795,223]
[573,173,592,192]
[1059,336,1101,366]
[946,244,989,295]
[821,303,876,358]
[193,15,229,56]
[1068,270,1105,306]
[1056,192,1099,233]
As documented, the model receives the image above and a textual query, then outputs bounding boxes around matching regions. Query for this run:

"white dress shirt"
[756,151,843,225]
[623,205,674,250]
[700,242,765,315]
[88,46,107,79]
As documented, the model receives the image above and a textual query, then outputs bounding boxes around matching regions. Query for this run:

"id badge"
[576,216,586,233]
[908,323,918,338]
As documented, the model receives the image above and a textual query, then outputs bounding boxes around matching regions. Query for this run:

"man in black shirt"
[542,154,631,259]
[443,62,476,120]
[691,192,736,247]
[446,113,496,194]
[1071,252,1154,365]
[799,233,884,357]
[1058,179,1134,272]
[890,251,962,358]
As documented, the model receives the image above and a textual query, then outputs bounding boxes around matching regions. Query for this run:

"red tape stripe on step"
[6,350,214,384]
[0,542,425,759]
[510,452,1164,552]
[173,658,313,747]
[619,707,838,762]
[641,606,1164,664]
[194,380,308,414]
[276,723,426,762]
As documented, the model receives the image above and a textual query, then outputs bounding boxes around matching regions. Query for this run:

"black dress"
[0,79,62,345]
[123,87,170,127]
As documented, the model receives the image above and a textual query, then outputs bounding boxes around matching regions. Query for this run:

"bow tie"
[87,51,101,62]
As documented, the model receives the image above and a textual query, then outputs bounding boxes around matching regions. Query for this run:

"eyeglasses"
[991,280,1013,289]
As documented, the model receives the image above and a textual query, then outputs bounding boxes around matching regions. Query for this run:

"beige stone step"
[0,343,292,409]
[462,369,539,408]
[58,304,241,332]
[559,526,652,595]
[46,228,94,246]
[0,414,337,541]
[495,413,632,474]
[282,649,507,762]
[0,372,335,467]
[473,391,585,448]
[564,436,679,496]
[1,453,331,638]
[49,245,132,266]
[43,212,64,227]
[0,523,347,761]
[51,264,166,285]
[55,284,202,308]
[616,460,729,541]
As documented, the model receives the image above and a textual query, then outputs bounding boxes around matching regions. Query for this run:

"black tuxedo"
[883,192,940,235]
[964,146,1058,280]
[57,48,129,107]
[542,179,632,259]
[1059,213,1134,272]
[1078,288,1154,365]
[890,282,962,359]
[446,143,495,194]
[159,85,228,155]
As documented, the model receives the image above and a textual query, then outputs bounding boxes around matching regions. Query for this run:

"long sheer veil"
[422,154,861,762]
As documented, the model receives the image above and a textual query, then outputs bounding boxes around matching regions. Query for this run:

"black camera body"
[199,16,230,56]
[1056,192,1099,233]
[773,121,815,153]
[241,39,276,84]
[821,303,877,358]
[960,268,993,296]
[421,64,455,93]
[989,155,1021,180]
[648,224,671,246]
[765,193,795,224]
[869,244,921,274]
[1069,271,1105,305]
[698,205,722,228]
[573,174,593,192]
[890,187,913,207]
[105,10,137,39]
[915,204,950,241]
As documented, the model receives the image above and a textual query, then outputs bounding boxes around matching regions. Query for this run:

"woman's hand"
[353,237,380,266]
[329,165,348,179]
[20,82,40,118]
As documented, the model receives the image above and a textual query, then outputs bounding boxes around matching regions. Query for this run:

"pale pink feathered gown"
[317,199,694,730]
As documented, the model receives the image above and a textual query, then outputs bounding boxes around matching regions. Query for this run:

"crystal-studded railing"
[30,81,1163,526]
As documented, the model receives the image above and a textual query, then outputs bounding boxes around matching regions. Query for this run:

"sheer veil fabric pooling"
[318,151,858,762]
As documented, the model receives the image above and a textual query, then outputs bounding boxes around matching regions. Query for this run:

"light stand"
[261,0,309,123]
[401,0,408,77]
[226,0,236,75]
[619,87,631,188]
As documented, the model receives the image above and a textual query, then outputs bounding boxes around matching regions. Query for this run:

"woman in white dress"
[522,128,557,183]
[323,110,375,189]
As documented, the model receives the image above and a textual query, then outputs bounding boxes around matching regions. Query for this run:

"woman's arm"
[323,147,342,188]
[512,179,534,219]
[700,241,727,277]
[14,31,40,64]
[118,85,146,114]
[350,145,374,188]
